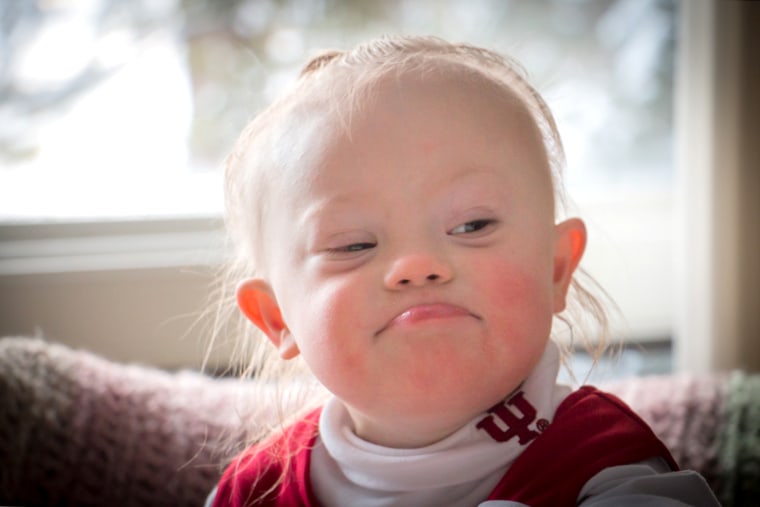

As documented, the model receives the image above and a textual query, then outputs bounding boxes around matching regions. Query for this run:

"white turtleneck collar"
[311,340,571,507]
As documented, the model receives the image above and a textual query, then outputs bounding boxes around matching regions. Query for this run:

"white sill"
[0,186,674,343]
[0,216,225,275]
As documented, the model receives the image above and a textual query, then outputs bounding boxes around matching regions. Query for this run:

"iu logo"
[476,391,547,445]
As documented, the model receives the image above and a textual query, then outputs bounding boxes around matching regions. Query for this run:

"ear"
[236,279,300,360]
[552,218,587,313]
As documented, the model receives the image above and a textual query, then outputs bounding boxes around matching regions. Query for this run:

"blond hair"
[209,34,614,452]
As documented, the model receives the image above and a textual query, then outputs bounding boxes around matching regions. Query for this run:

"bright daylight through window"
[0,0,676,356]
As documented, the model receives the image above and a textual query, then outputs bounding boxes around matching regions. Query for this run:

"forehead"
[265,63,554,213]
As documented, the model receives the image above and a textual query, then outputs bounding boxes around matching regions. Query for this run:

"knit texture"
[602,373,727,490]
[0,336,290,507]
[1,336,757,506]
[716,371,760,507]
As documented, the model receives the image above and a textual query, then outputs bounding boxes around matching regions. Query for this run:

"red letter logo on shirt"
[476,391,542,445]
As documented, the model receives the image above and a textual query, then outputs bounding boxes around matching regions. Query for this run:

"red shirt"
[213,386,677,507]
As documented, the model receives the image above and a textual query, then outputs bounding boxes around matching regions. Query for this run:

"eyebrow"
[298,195,362,225]
[299,165,509,221]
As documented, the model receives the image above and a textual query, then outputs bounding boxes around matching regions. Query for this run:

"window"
[0,0,677,371]
[1,0,675,221]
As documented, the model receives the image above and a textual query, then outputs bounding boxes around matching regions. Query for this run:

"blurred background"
[0,0,757,378]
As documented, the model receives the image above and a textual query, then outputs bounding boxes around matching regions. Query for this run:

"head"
[221,35,606,447]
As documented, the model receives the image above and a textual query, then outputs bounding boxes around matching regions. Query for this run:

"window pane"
[1,0,675,222]
[0,0,677,342]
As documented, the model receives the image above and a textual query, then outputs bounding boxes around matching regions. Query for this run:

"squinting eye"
[449,219,496,235]
[329,242,376,253]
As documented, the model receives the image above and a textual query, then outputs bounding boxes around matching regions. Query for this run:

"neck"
[346,409,476,448]
[312,342,572,507]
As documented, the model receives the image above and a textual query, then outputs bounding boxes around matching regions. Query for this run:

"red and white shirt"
[210,343,719,507]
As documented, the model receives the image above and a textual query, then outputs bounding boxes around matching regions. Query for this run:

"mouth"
[376,303,480,336]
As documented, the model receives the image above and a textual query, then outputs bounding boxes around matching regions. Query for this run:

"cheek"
[475,255,556,331]
[285,277,370,379]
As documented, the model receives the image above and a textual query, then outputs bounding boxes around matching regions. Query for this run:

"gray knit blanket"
[1,337,758,506]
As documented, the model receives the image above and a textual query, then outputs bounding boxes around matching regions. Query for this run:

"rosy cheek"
[314,280,360,328]
[483,262,535,300]
[301,280,367,359]
[476,259,554,324]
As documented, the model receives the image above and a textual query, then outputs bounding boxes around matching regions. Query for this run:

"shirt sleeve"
[578,458,721,506]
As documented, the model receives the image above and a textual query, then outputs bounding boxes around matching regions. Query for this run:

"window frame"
[4,0,744,372]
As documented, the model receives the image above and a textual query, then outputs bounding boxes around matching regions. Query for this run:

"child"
[208,35,719,506]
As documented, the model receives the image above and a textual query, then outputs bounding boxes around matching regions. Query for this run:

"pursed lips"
[375,303,481,336]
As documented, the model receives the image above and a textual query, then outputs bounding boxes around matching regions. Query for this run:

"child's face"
[238,69,586,448]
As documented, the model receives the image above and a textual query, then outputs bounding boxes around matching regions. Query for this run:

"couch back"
[1,337,757,506]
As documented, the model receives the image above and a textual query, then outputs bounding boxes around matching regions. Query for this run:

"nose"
[383,252,454,289]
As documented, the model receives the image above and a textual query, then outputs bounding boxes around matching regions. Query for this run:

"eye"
[328,242,376,254]
[449,219,497,235]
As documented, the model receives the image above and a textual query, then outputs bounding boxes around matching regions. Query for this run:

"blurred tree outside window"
[0,0,675,221]
[0,0,677,345]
